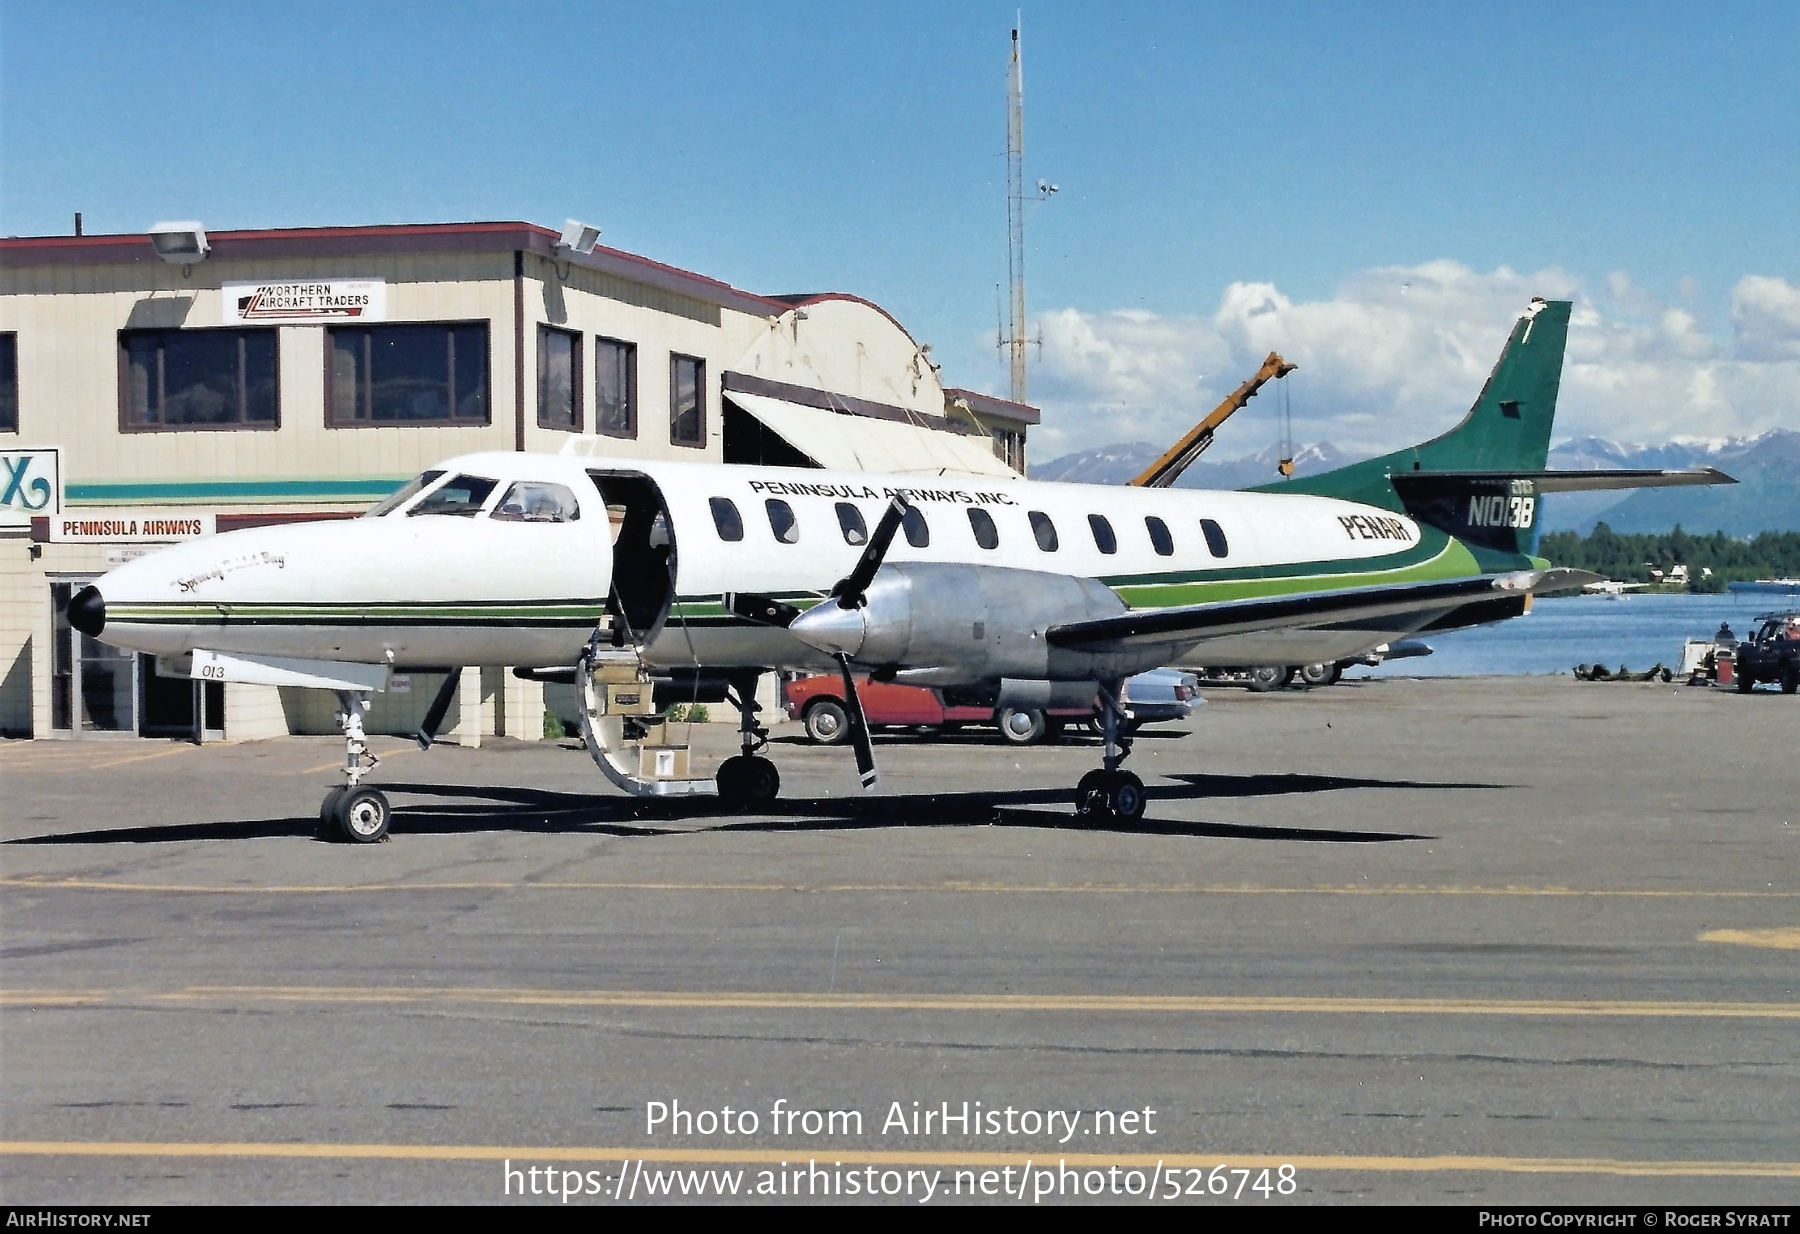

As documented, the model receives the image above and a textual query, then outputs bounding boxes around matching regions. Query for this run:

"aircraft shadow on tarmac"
[4,768,1484,845]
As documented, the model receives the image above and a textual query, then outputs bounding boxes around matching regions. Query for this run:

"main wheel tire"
[1075,769,1111,819]
[717,755,782,807]
[1299,662,1335,687]
[996,707,1048,745]
[335,787,391,843]
[1737,672,1756,694]
[316,787,347,840]
[1107,771,1147,822]
[1245,665,1288,693]
[1782,666,1798,695]
[803,699,851,745]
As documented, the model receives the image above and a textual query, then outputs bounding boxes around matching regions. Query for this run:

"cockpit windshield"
[491,481,582,523]
[362,470,445,518]
[406,474,499,517]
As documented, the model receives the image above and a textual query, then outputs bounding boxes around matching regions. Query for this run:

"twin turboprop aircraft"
[66,298,1728,839]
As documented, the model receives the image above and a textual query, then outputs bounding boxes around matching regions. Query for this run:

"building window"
[0,334,15,432]
[1145,515,1174,556]
[967,507,999,550]
[120,329,278,430]
[328,323,488,425]
[670,354,705,447]
[595,338,637,438]
[1029,510,1059,552]
[992,427,1025,473]
[538,326,581,431]
[1088,514,1117,555]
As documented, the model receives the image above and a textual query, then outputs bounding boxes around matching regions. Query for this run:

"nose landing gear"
[317,691,391,842]
[1075,683,1147,822]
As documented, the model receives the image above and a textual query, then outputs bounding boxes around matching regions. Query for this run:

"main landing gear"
[716,672,781,810]
[1075,683,1147,823]
[318,690,392,843]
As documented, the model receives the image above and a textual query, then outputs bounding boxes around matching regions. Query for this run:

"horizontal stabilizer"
[1392,467,1735,494]
[1047,570,1594,655]
[190,649,389,692]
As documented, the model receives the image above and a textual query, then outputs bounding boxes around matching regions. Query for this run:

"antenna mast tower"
[1004,22,1028,404]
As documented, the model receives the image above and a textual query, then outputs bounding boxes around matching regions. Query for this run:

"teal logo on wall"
[1,448,60,525]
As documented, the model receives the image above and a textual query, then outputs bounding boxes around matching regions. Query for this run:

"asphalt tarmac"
[2,676,1795,1206]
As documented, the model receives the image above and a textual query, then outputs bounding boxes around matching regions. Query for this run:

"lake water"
[1345,592,1794,678]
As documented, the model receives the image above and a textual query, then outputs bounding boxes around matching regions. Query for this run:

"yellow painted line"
[298,744,416,775]
[4,986,1798,1019]
[2,876,1795,899]
[85,745,199,770]
[1702,927,1800,950]
[0,1141,1792,1177]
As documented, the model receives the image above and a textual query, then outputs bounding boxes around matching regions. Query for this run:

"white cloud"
[1024,261,1800,459]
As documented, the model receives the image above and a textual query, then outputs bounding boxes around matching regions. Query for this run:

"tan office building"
[0,221,1036,741]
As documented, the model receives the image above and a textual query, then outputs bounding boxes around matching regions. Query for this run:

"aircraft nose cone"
[68,585,107,638]
[788,600,868,658]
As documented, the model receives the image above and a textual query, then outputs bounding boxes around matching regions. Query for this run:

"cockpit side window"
[491,480,581,523]
[407,474,498,517]
[363,469,445,518]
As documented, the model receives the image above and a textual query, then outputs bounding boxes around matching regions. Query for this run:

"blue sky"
[4,2,1797,456]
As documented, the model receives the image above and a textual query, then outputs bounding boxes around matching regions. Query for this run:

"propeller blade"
[831,495,910,609]
[726,592,801,628]
[835,654,879,792]
[415,666,463,750]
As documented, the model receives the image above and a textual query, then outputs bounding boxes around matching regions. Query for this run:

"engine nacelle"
[786,562,1127,685]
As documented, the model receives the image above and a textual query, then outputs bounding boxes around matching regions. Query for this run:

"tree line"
[1538,524,1800,589]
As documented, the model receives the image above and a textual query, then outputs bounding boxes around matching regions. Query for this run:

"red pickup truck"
[782,674,1086,745]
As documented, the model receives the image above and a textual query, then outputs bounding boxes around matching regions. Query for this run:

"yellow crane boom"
[1128,351,1296,488]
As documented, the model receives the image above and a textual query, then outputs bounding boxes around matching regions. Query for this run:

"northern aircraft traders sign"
[221,279,386,325]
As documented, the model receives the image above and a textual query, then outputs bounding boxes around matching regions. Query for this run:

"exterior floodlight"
[148,221,209,263]
[558,219,600,254]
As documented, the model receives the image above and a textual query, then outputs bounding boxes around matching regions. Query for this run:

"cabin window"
[121,328,278,430]
[709,497,743,541]
[836,502,868,545]
[1029,510,1058,552]
[1145,515,1174,556]
[492,481,581,523]
[327,323,488,425]
[1088,514,1117,555]
[407,474,498,517]
[967,507,999,550]
[596,338,637,438]
[670,354,705,447]
[537,326,581,431]
[363,469,446,518]
[0,333,16,432]
[765,498,800,544]
[902,506,930,548]
[1200,518,1229,558]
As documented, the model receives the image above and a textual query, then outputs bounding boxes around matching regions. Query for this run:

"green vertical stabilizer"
[1250,299,1571,512]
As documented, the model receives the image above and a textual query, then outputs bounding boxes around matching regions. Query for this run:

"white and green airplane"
[68,298,1727,836]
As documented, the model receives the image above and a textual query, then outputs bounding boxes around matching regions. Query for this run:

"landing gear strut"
[716,672,781,809]
[317,690,391,843]
[1075,683,1146,822]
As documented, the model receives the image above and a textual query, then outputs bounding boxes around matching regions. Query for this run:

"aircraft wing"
[1046,568,1598,656]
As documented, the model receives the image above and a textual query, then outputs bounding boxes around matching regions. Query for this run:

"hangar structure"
[0,221,1037,741]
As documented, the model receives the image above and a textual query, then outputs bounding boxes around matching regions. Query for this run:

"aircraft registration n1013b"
[66,299,1727,838]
